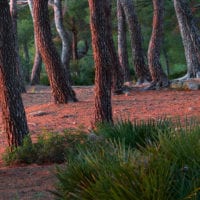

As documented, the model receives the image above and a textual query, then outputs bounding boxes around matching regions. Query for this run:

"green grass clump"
[95,118,172,149]
[54,119,200,200]
[3,131,87,165]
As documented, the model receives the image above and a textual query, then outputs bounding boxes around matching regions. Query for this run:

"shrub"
[54,119,200,200]
[3,131,87,166]
[95,118,172,149]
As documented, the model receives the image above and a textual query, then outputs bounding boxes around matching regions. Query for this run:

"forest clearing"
[1,85,200,199]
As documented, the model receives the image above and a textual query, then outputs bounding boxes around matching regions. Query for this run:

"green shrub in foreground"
[54,120,200,200]
[95,118,173,149]
[3,131,87,165]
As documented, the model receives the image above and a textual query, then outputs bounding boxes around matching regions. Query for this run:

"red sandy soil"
[1,85,200,199]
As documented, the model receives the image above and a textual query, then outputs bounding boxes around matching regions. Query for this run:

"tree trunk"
[23,41,30,82]
[30,41,42,85]
[147,0,169,89]
[119,0,151,84]
[10,0,26,92]
[117,0,131,82]
[53,0,72,83]
[163,46,170,77]
[0,0,29,149]
[107,8,124,93]
[28,0,43,85]
[71,18,78,61]
[174,0,200,78]
[33,0,77,103]
[88,0,113,124]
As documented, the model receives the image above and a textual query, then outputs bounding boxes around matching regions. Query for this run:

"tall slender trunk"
[53,0,72,83]
[33,0,77,103]
[28,0,42,85]
[0,0,29,149]
[117,0,131,82]
[23,41,30,82]
[147,0,169,89]
[71,18,78,61]
[88,0,113,124]
[174,0,200,78]
[119,0,151,84]
[10,0,26,92]
[30,37,42,85]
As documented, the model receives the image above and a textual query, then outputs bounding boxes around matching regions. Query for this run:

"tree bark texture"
[53,0,72,83]
[10,0,26,92]
[88,0,113,124]
[107,5,124,93]
[28,0,43,85]
[0,0,29,148]
[174,0,200,78]
[147,0,169,88]
[33,0,77,103]
[117,0,131,82]
[119,0,151,83]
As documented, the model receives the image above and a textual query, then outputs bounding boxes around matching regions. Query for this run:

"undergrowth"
[53,118,200,200]
[3,130,87,165]
[3,118,200,199]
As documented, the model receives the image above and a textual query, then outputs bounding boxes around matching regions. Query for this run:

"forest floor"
[1,85,200,199]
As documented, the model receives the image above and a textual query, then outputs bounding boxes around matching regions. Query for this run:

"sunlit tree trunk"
[117,0,131,82]
[0,0,29,149]
[88,0,113,124]
[33,0,77,103]
[119,0,151,84]
[10,0,26,92]
[28,0,42,85]
[174,0,200,79]
[147,0,169,89]
[53,0,72,83]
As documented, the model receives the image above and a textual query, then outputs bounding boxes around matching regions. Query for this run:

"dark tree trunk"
[88,0,113,124]
[23,41,30,82]
[0,0,29,149]
[119,0,151,84]
[33,0,77,103]
[147,0,169,89]
[163,46,170,77]
[71,18,78,61]
[117,0,131,82]
[10,0,26,92]
[77,40,89,59]
[174,0,200,79]
[28,0,43,85]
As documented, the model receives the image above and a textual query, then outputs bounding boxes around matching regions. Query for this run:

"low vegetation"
[3,118,200,199]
